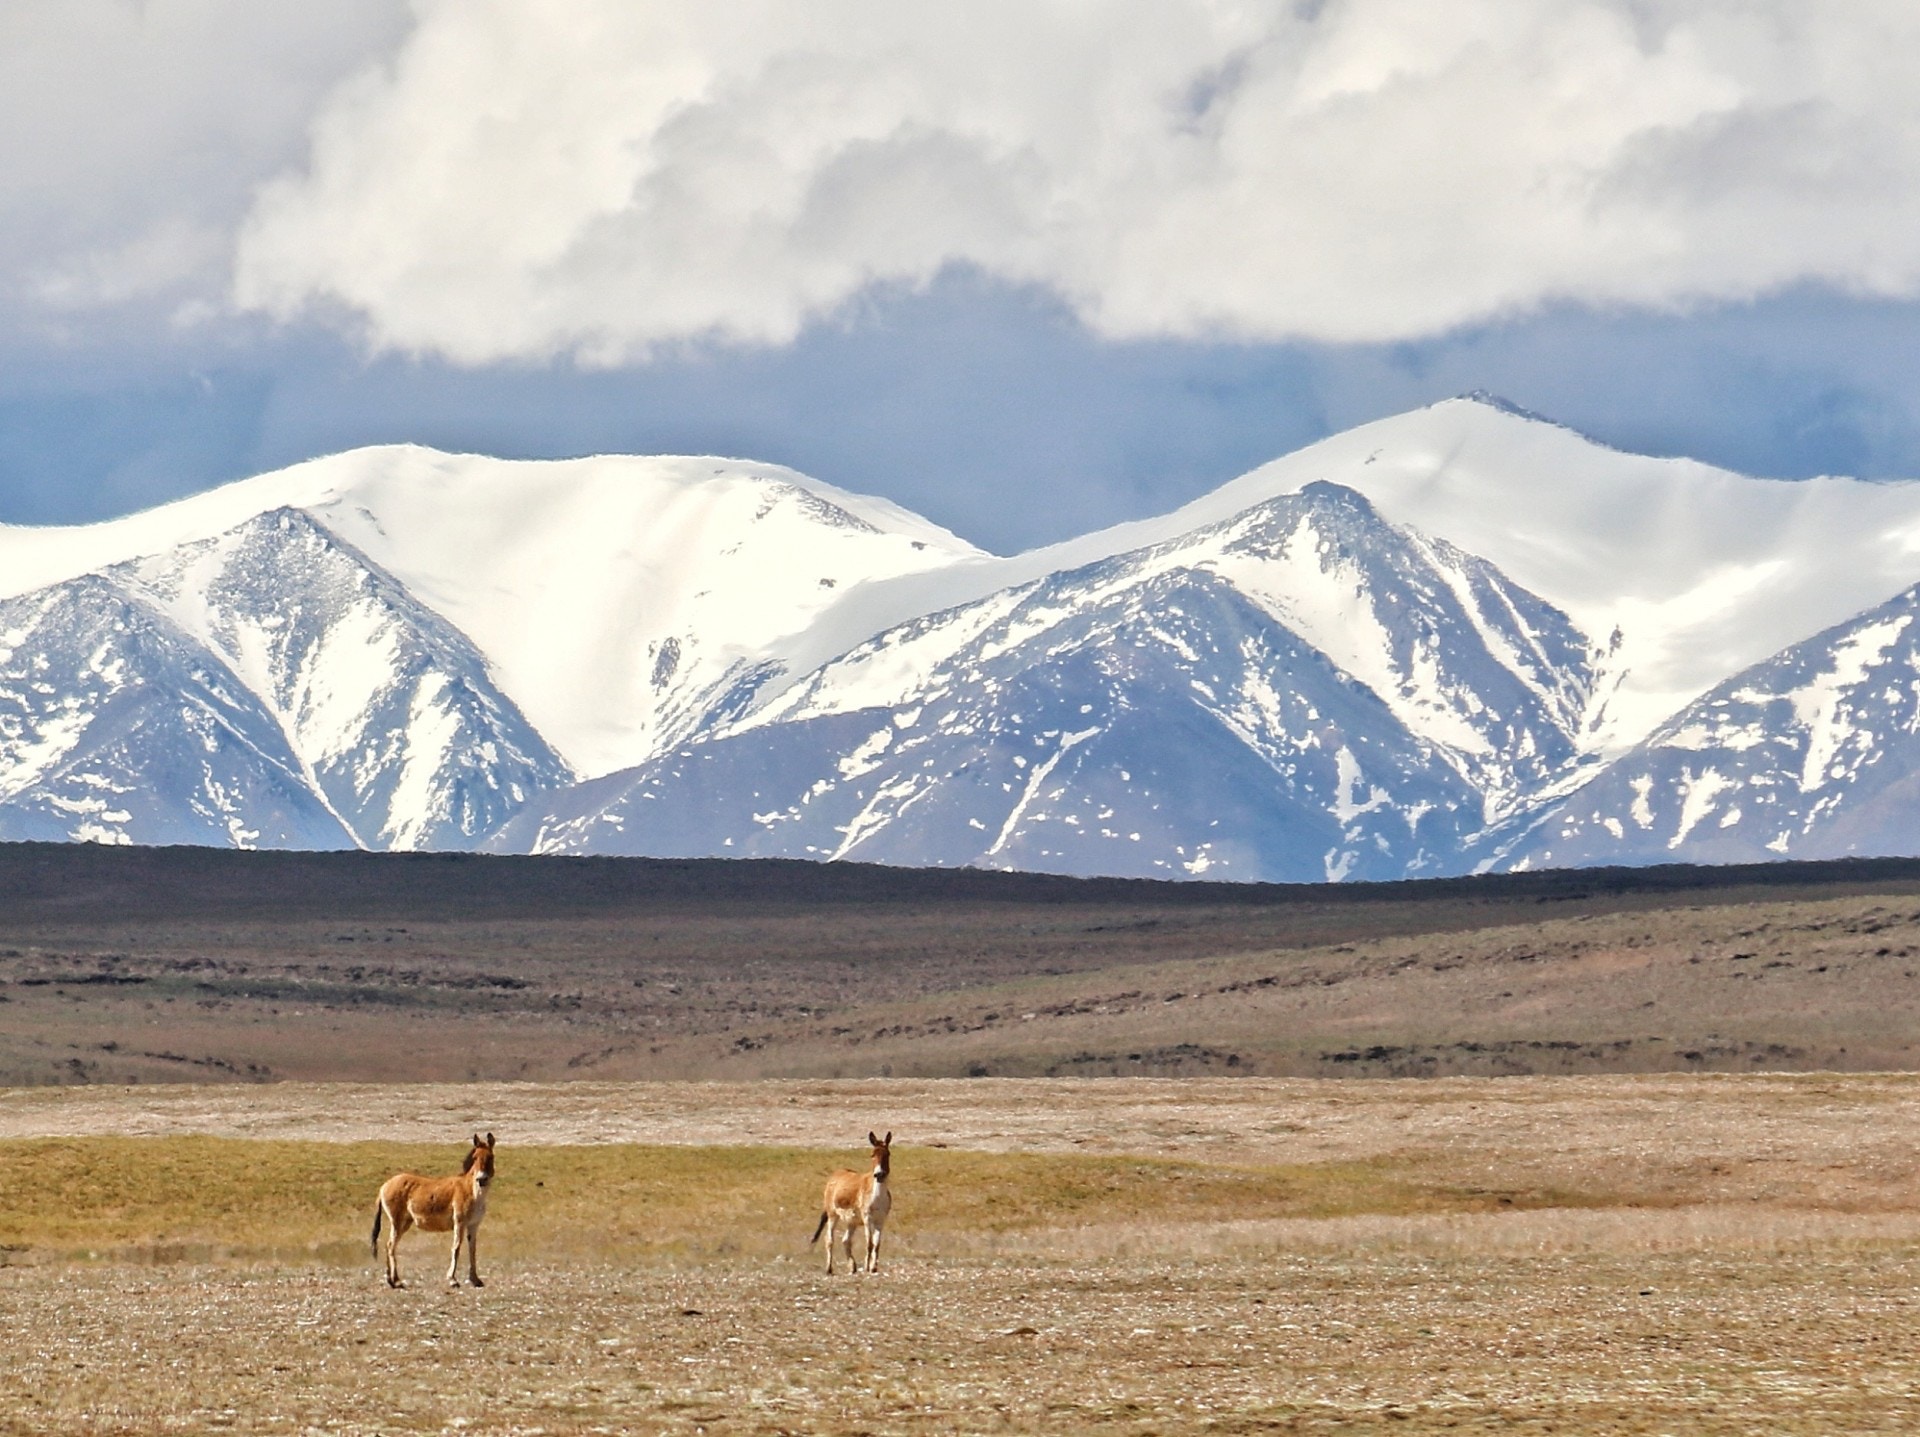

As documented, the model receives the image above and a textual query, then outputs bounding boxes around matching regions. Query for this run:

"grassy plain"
[0,1137,1491,1262]
[3,1075,1920,1433]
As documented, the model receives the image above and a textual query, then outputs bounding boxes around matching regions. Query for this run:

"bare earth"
[5,1074,1920,1434]
[8,844,1920,1086]
[6,1247,1919,1436]
[8,853,1920,1430]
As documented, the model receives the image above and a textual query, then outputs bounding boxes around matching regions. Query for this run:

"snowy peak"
[0,575,350,848]
[499,559,1487,882]
[11,406,1920,879]
[0,444,991,852]
[505,480,1611,879]
[0,445,985,780]
[1179,481,1597,814]
[302,450,985,777]
[1033,395,1920,756]
[1500,583,1920,869]
[116,507,570,850]
[748,480,1596,822]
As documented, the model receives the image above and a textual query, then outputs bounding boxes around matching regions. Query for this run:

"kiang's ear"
[884,1131,892,1145]
[868,1131,880,1146]
[472,1132,483,1148]
[485,1132,495,1147]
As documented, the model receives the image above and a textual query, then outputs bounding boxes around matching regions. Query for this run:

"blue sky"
[8,3,1920,554]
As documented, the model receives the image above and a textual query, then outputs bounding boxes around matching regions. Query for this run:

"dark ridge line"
[2,840,1920,921]
[1441,390,1649,462]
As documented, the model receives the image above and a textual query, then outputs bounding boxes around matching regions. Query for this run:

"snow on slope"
[810,396,1920,761]
[0,576,351,848]
[8,400,1914,786]
[1496,582,1920,869]
[750,482,1598,822]
[1127,397,1920,755]
[9,398,1920,875]
[116,509,570,850]
[0,447,982,778]
[499,483,1597,878]
[496,562,1488,882]
[304,452,982,777]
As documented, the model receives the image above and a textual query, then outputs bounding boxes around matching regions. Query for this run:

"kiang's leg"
[448,1220,465,1288]
[467,1226,484,1287]
[385,1207,408,1288]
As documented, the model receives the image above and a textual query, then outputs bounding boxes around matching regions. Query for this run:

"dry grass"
[11,1070,1920,1211]
[5,1076,1920,1432]
[0,1137,1603,1265]
[5,1247,1920,1434]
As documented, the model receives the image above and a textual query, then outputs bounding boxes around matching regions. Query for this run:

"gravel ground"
[3,1246,1919,1435]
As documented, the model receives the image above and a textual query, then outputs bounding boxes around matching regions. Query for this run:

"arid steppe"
[7,849,1920,1431]
[6,845,1920,1085]
[6,1075,1920,1433]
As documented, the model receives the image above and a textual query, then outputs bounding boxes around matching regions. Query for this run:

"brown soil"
[11,852,1920,1430]
[7,1247,1920,1436]
[5,845,1920,1086]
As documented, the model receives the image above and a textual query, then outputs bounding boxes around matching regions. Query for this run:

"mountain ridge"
[7,395,1920,879]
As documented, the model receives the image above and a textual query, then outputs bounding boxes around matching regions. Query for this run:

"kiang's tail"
[370,1202,384,1257]
[809,1211,829,1245]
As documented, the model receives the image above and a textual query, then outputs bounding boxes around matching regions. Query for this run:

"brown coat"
[810,1131,892,1274]
[372,1132,495,1288]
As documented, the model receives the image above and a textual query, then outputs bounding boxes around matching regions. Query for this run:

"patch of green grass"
[0,1137,1611,1261]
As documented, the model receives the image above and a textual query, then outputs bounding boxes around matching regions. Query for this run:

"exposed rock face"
[9,398,1920,878]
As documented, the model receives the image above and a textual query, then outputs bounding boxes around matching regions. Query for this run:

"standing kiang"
[811,1130,892,1275]
[372,1132,496,1289]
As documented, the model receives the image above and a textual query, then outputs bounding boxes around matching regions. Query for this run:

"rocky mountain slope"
[498,482,1598,881]
[7,396,1920,877]
[1498,583,1920,870]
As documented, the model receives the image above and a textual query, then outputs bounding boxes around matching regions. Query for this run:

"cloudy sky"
[7,1,1920,552]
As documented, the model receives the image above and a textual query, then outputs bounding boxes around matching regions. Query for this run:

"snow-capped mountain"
[0,575,350,848]
[1497,583,1920,869]
[495,482,1599,880]
[1077,394,1920,759]
[115,508,569,850]
[10,395,1920,878]
[0,447,982,779]
[762,482,1602,814]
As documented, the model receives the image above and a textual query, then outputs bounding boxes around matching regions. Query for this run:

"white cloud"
[22,3,1920,359]
[0,0,406,320]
